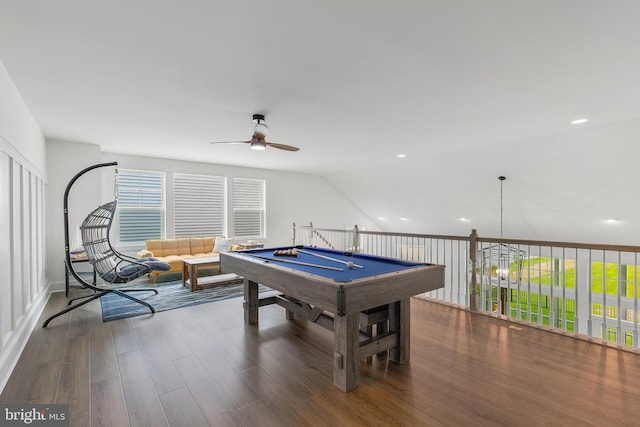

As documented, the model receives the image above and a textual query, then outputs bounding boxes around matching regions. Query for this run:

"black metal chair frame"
[43,162,158,327]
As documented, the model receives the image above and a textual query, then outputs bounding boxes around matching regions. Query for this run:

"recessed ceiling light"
[571,118,589,125]
[400,217,408,221]
[603,218,620,224]
[459,217,470,222]
[377,216,386,220]
[397,154,406,158]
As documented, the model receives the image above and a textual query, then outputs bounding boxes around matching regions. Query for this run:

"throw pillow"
[118,258,171,277]
[138,257,171,271]
[213,237,233,253]
[137,249,154,258]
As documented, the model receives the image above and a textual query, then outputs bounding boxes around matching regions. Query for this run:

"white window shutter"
[117,170,164,244]
[174,173,226,238]
[232,178,265,238]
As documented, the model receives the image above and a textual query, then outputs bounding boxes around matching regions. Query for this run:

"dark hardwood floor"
[2,290,640,426]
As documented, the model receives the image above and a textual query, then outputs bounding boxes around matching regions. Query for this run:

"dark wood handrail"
[295,223,640,253]
[476,236,640,252]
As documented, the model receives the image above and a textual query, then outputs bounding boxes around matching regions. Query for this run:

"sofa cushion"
[146,238,192,257]
[174,238,191,256]
[145,239,168,257]
[158,254,192,270]
[145,239,162,256]
[190,237,216,256]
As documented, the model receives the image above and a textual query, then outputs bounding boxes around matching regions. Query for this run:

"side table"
[182,256,242,291]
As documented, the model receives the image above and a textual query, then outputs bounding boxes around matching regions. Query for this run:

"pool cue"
[297,249,364,269]
[252,255,344,271]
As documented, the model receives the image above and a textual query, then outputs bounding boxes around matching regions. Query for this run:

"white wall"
[45,140,102,289]
[99,152,377,247]
[0,60,48,393]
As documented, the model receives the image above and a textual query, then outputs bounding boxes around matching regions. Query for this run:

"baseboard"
[0,282,52,395]
[48,279,65,293]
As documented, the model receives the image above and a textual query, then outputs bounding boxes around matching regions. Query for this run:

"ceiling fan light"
[250,140,266,150]
[254,123,268,137]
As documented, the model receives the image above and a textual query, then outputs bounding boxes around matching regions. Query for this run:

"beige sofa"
[138,236,239,283]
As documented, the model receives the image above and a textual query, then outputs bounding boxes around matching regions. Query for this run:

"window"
[174,173,226,238]
[117,170,164,244]
[232,178,265,238]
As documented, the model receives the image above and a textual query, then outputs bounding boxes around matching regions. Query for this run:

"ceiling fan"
[210,114,300,151]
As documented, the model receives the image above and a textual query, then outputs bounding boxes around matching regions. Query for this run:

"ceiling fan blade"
[265,142,300,151]
[209,114,300,152]
[210,140,251,145]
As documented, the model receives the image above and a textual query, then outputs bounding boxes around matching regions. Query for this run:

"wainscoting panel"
[0,149,48,393]
[0,152,10,350]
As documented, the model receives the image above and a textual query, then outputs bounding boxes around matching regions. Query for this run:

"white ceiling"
[2,1,640,244]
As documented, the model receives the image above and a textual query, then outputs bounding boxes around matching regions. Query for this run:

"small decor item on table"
[70,250,87,260]
[238,240,264,249]
[274,248,298,257]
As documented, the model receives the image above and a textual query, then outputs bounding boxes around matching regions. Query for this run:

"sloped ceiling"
[1,1,639,244]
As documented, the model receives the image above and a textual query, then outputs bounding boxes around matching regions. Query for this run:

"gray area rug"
[100,277,268,321]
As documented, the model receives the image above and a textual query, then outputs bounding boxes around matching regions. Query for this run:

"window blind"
[117,170,164,243]
[174,173,226,238]
[232,177,265,238]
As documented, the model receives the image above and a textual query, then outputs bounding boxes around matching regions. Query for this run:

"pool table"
[220,245,445,391]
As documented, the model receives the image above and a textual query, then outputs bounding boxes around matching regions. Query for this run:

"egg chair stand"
[43,162,165,327]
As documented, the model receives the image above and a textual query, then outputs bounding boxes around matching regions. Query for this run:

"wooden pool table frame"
[221,248,445,391]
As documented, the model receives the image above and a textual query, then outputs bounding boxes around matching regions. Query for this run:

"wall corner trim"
[0,284,53,394]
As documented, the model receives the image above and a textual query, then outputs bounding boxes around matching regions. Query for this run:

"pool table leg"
[333,312,360,392]
[244,279,259,324]
[388,298,411,364]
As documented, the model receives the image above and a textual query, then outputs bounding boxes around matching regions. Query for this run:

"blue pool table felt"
[237,246,424,282]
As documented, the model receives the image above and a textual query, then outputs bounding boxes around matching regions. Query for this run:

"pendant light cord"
[499,176,506,240]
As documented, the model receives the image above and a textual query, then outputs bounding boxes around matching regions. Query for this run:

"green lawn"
[480,257,639,346]
[494,256,640,295]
